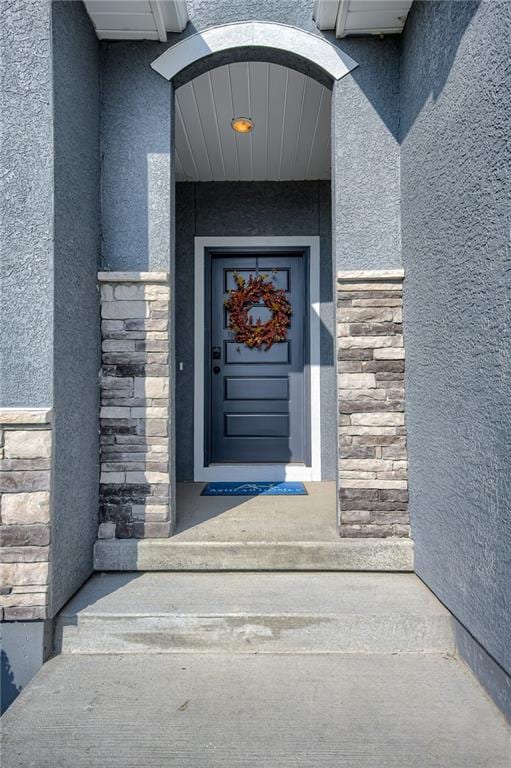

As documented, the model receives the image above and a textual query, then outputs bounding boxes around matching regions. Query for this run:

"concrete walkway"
[3,572,510,765]
[2,653,510,767]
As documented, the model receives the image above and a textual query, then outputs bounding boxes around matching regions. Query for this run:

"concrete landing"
[2,653,509,767]
[56,572,453,655]
[175,481,339,541]
[94,483,414,571]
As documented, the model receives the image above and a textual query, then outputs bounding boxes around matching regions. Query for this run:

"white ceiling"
[175,62,331,182]
[314,0,413,37]
[83,0,188,40]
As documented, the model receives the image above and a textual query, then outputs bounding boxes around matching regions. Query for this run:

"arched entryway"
[149,22,356,538]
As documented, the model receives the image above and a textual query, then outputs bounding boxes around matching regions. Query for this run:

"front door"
[207,251,309,465]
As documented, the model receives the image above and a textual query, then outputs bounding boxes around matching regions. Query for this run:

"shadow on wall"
[398,0,477,140]
[1,651,21,714]
[322,1,476,143]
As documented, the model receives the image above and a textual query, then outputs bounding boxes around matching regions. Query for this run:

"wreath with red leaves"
[224,273,292,349]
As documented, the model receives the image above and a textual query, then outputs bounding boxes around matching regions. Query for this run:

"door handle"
[212,346,222,360]
[213,366,221,374]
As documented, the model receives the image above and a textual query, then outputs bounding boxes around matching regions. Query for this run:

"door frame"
[194,236,321,482]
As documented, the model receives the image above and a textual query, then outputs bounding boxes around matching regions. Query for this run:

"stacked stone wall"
[0,409,53,620]
[337,270,409,537]
[99,272,172,539]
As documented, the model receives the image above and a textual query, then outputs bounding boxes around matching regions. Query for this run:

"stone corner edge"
[337,269,405,282]
[98,271,170,284]
[0,407,53,425]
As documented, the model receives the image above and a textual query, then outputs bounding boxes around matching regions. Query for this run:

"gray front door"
[207,251,309,465]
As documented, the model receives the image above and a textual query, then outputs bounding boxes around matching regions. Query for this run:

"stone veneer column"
[99,272,172,539]
[337,270,409,537]
[0,409,53,620]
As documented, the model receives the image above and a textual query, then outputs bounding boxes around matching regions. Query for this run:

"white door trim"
[194,236,322,482]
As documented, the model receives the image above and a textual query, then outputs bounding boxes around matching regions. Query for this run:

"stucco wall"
[401,0,511,676]
[51,0,101,615]
[332,37,401,270]
[184,0,319,33]
[100,42,173,271]
[0,0,54,407]
[175,181,336,482]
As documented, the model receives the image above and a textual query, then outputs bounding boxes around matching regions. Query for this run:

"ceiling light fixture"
[231,117,253,134]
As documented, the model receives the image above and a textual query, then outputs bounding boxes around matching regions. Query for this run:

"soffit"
[314,0,413,37]
[82,0,188,41]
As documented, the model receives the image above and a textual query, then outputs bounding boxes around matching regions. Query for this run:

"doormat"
[201,481,308,496]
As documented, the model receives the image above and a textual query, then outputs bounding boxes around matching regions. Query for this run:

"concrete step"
[55,572,453,655]
[94,537,414,571]
[3,653,510,767]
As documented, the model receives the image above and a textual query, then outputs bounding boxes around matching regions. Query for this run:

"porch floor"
[174,482,339,542]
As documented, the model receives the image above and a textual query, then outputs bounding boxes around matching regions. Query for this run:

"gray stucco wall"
[401,0,511,678]
[100,42,173,271]
[51,0,101,615]
[184,0,319,33]
[175,181,336,482]
[0,0,54,407]
[332,37,401,270]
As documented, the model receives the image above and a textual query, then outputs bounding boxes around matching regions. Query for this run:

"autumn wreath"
[224,273,292,349]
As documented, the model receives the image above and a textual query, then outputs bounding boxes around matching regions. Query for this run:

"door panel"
[225,413,289,437]
[225,377,289,401]
[224,341,290,364]
[208,252,309,464]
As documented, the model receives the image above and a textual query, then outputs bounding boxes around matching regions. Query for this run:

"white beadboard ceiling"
[175,62,331,182]
[314,0,413,37]
[83,0,188,40]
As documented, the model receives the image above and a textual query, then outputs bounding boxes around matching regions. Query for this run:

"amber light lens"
[231,117,253,133]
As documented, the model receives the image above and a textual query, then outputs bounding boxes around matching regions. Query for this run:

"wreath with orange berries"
[224,273,292,350]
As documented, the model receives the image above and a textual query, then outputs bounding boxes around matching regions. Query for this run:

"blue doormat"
[201,481,308,496]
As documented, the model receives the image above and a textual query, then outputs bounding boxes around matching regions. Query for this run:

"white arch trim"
[150,21,358,81]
